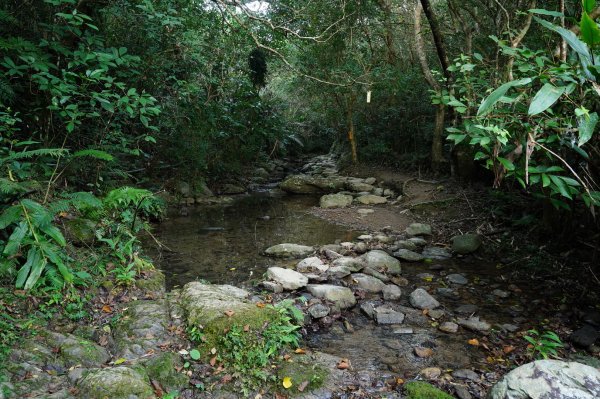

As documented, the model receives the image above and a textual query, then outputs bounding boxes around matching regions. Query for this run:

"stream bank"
[2,154,599,399]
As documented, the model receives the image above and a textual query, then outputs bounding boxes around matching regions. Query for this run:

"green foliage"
[404,381,455,399]
[524,329,564,359]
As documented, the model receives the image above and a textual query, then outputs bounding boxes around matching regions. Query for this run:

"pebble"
[383,285,402,301]
[417,273,435,281]
[499,323,519,333]
[409,288,440,310]
[393,327,414,334]
[421,246,452,260]
[492,289,510,298]
[393,249,425,262]
[436,288,460,300]
[374,306,405,325]
[455,304,478,314]
[308,303,330,319]
[447,274,468,285]
[439,322,459,333]
[428,309,445,319]
[391,276,409,287]
[414,347,434,358]
[452,369,479,381]
[421,367,442,379]
[457,316,491,332]
[454,385,472,399]
[408,237,428,246]
[260,281,283,293]
[358,234,373,241]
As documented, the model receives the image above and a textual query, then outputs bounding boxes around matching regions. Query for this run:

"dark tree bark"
[419,0,451,85]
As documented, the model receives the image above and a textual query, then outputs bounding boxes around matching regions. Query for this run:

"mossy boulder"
[58,334,109,368]
[404,381,455,399]
[277,355,328,395]
[451,234,482,254]
[77,367,154,399]
[135,269,166,296]
[64,218,97,246]
[143,352,188,392]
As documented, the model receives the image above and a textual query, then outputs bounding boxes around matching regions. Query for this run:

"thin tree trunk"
[560,0,567,62]
[419,0,451,84]
[376,0,397,64]
[346,102,358,164]
[414,3,445,171]
[507,0,536,81]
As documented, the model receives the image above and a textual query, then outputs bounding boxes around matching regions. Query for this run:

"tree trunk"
[346,102,358,164]
[376,0,397,64]
[414,2,445,172]
[419,0,451,84]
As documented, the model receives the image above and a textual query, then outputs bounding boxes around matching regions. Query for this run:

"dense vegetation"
[1,0,599,395]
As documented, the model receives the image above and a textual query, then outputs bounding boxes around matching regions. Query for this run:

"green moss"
[404,381,455,399]
[143,352,188,391]
[64,218,97,246]
[277,359,328,395]
[135,269,165,293]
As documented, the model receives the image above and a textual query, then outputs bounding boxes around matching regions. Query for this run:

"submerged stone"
[264,243,314,258]
[361,250,401,275]
[320,193,353,208]
[307,284,356,310]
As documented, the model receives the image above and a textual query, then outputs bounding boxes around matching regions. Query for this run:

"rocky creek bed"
[2,155,600,399]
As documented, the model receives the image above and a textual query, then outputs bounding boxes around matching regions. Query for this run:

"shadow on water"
[150,191,358,289]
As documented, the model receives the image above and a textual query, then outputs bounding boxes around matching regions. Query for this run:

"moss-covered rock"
[77,366,154,399]
[64,218,97,246]
[59,336,109,368]
[277,356,328,394]
[143,352,188,392]
[135,269,166,296]
[404,381,455,399]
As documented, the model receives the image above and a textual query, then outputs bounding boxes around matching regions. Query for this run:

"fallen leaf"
[151,379,164,397]
[256,302,266,308]
[221,374,232,383]
[468,338,480,346]
[244,324,250,332]
[209,356,217,367]
[101,305,112,313]
[282,376,293,389]
[297,380,309,392]
[210,347,217,355]
[283,354,291,361]
[396,378,405,385]
[114,358,127,365]
[294,348,306,354]
[414,347,434,358]
[224,310,235,317]
[337,359,350,369]
[503,345,515,354]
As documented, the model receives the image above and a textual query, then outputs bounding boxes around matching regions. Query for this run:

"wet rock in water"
[221,183,246,195]
[363,266,390,282]
[267,267,309,290]
[409,288,440,310]
[394,327,414,334]
[455,304,479,314]
[417,272,436,281]
[488,360,600,399]
[279,174,322,194]
[264,243,314,258]
[308,303,330,319]
[321,247,343,260]
[391,276,409,286]
[405,223,432,236]
[357,208,375,215]
[358,234,373,241]
[355,194,387,205]
[361,250,401,275]
[414,347,434,358]
[77,367,154,399]
[374,306,405,325]
[447,274,468,285]
[328,265,353,279]
[439,322,459,333]
[457,316,491,332]
[350,273,386,293]
[383,285,402,300]
[436,287,460,300]
[420,367,442,380]
[354,242,368,254]
[260,281,283,293]
[428,309,445,319]
[492,289,510,298]
[393,249,425,262]
[307,284,356,310]
[451,234,482,254]
[452,369,479,381]
[429,263,444,271]
[332,256,365,272]
[408,237,428,246]
[421,246,452,260]
[394,240,419,251]
[297,257,329,274]
[320,193,353,208]
[570,325,600,348]
[347,180,375,193]
[360,301,377,319]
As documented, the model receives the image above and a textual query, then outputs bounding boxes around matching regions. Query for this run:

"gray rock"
[77,367,154,399]
[350,273,386,293]
[364,177,377,185]
[331,256,365,272]
[452,234,482,254]
[267,267,309,290]
[327,265,353,279]
[360,301,377,319]
[221,183,246,195]
[279,174,321,194]
[436,287,460,299]
[452,369,479,381]
[320,193,354,208]
[374,307,405,324]
[357,234,373,241]
[422,246,452,260]
[354,242,368,254]
[447,274,468,285]
[488,360,600,399]
[455,304,479,314]
[409,288,440,310]
[570,325,599,348]
[264,243,314,258]
[454,385,472,399]
[395,240,418,251]
[357,208,375,215]
[307,285,356,310]
[439,322,459,333]
[457,316,490,332]
[492,289,510,298]
[179,282,251,326]
[405,223,432,236]
[499,323,519,333]
[347,180,375,193]
[355,194,387,205]
[260,281,283,293]
[374,234,394,244]
[383,285,402,300]
[393,249,425,262]
[297,257,329,273]
[308,303,330,319]
[361,250,401,275]
[428,309,445,319]
[408,237,428,246]
[393,327,414,334]
[363,267,390,282]
[373,188,384,196]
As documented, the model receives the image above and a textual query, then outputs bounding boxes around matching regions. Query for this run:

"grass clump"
[404,381,455,399]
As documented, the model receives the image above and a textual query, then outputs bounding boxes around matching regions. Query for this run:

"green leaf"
[528,9,564,17]
[3,221,28,256]
[578,112,598,146]
[40,225,66,247]
[528,84,565,115]
[550,175,572,199]
[583,0,597,13]
[535,17,591,60]
[190,349,201,360]
[73,149,114,161]
[542,174,551,187]
[497,157,515,171]
[580,12,600,46]
[478,78,532,116]
[24,255,46,290]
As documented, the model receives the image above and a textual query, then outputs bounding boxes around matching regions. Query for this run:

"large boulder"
[361,250,401,275]
[320,193,354,209]
[279,174,322,194]
[355,195,387,205]
[264,243,314,258]
[77,367,154,399]
[267,267,308,290]
[488,360,600,399]
[297,257,329,273]
[409,288,440,310]
[406,223,432,236]
[347,180,375,193]
[349,273,386,293]
[331,256,365,272]
[179,282,252,326]
[307,285,356,310]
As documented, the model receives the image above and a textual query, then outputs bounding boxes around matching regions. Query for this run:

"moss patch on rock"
[78,366,153,399]
[404,381,455,399]
[135,269,166,294]
[277,357,328,395]
[143,352,188,391]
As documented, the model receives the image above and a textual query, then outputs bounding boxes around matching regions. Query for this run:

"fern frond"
[65,191,102,209]
[2,148,68,164]
[72,149,114,162]
[0,178,27,195]
[48,199,71,215]
[0,204,23,229]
